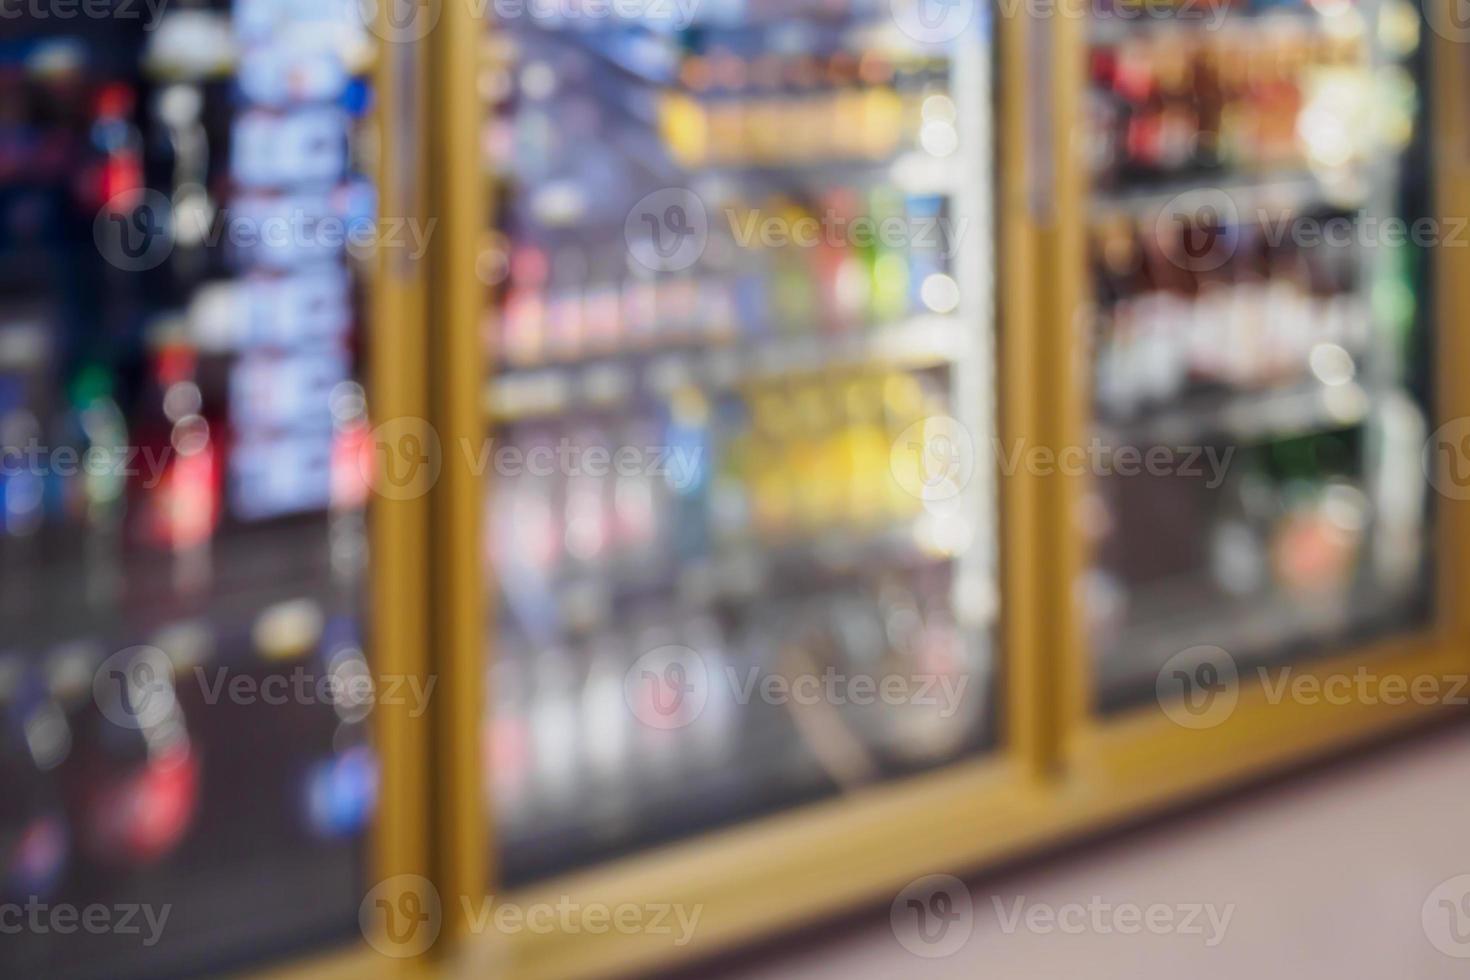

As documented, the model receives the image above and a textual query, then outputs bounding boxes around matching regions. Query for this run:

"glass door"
[0,3,382,976]
[475,2,1001,886]
[1078,0,1434,711]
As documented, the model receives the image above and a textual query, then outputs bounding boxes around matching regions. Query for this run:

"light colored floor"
[706,721,1470,979]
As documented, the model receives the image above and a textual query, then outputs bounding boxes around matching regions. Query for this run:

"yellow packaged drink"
[840,376,890,527]
[789,381,843,531]
[658,92,708,168]
[748,389,795,539]
[882,372,928,520]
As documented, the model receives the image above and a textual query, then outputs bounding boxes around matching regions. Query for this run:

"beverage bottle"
[546,246,586,362]
[747,389,795,539]
[0,661,70,901]
[868,186,910,324]
[52,364,128,612]
[487,637,534,834]
[663,386,712,564]
[60,646,201,869]
[130,326,220,595]
[502,245,548,368]
[562,419,612,574]
[527,641,582,817]
[815,186,870,333]
[578,631,632,812]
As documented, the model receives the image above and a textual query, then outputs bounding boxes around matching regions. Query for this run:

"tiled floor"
[703,720,1470,979]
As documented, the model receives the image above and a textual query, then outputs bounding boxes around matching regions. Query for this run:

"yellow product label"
[658,93,708,168]
[861,87,904,159]
[709,101,744,165]
[832,90,865,159]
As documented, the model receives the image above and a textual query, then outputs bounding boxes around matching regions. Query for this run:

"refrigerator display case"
[0,5,425,978]
[1041,0,1470,790]
[421,3,1468,978]
[480,4,1002,882]
[424,1,1039,977]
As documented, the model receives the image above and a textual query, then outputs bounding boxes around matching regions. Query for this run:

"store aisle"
[707,721,1470,980]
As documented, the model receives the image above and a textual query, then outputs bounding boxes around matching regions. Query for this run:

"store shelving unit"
[423,2,1047,979]
[290,3,1470,980]
[0,3,433,978]
[376,5,1470,980]
[1043,0,1470,861]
